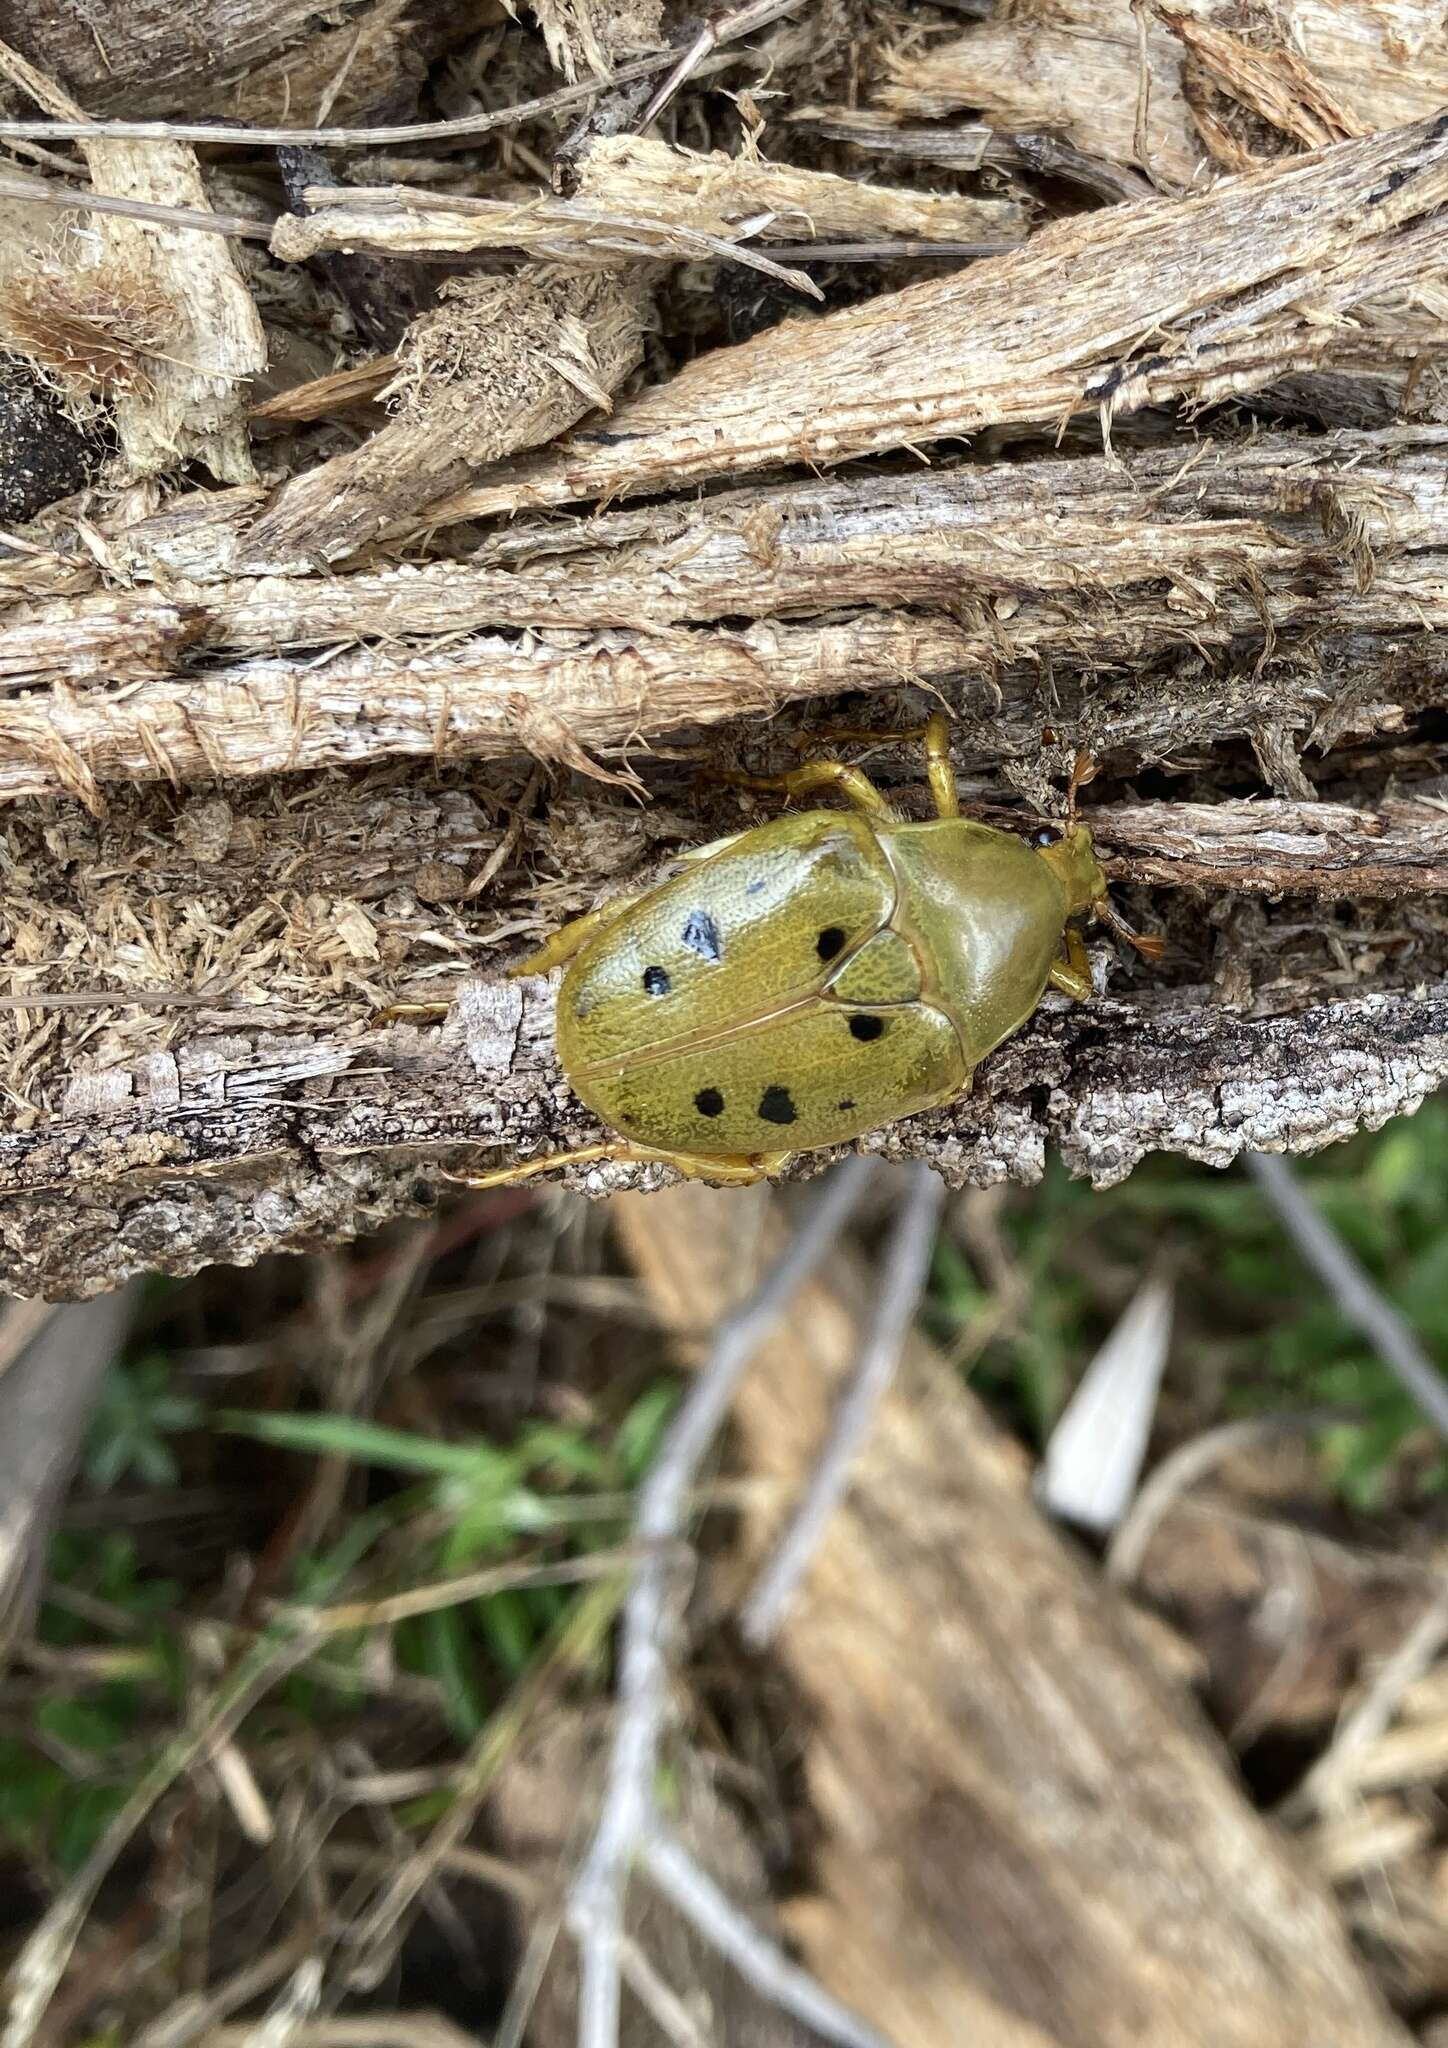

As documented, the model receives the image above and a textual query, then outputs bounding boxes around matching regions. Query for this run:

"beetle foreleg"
[1047,926,1095,1002]
[1095,897,1167,962]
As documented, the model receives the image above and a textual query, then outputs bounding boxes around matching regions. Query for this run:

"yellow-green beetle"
[460,716,1154,1189]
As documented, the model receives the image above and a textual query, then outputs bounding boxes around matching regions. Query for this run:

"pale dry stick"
[0,0,805,150]
[1246,1153,1448,1438]
[569,1156,876,2048]
[0,170,272,238]
[1284,1578,1448,1823]
[639,1828,891,2048]
[739,1161,945,1647]
[2,1622,321,2048]
[1105,1410,1344,1585]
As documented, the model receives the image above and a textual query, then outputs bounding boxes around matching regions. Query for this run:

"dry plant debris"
[0,0,1442,1296]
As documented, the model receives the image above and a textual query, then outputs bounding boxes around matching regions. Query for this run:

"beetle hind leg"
[708,757,896,821]
[447,1143,794,1192]
[783,710,960,819]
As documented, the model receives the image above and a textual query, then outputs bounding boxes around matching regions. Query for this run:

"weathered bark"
[420,115,1448,530]
[5,428,1448,798]
[0,0,501,122]
[610,1182,1410,2048]
[3,906,1445,1296]
[241,270,650,570]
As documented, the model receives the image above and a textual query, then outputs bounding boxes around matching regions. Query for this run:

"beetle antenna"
[1065,750,1098,829]
[1097,896,1167,961]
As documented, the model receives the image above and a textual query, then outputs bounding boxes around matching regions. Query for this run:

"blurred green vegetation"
[926,1097,1448,1511]
[10,1100,1448,1885]
[3,1360,676,1875]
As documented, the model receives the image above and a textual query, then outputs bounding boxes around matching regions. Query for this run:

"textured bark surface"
[611,1182,1412,2048]
[429,116,1448,529]
[0,97,1446,1291]
[5,428,1448,798]
[0,0,500,121]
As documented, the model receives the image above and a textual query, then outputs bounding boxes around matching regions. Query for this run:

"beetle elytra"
[451,715,1156,1190]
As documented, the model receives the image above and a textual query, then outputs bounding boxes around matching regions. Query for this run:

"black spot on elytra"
[757,1085,797,1126]
[816,925,847,961]
[682,908,722,963]
[642,965,671,996]
[837,1098,856,1112]
[746,877,767,896]
[849,1015,885,1042]
[694,1087,724,1118]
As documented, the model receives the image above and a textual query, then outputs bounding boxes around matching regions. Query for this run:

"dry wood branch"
[2,624,1446,810]
[23,419,1445,630]
[881,0,1204,190]
[9,431,1448,795]
[268,183,822,298]
[242,271,649,569]
[612,1182,1411,2048]
[2,951,1446,1297]
[428,117,1448,529]
[567,132,1027,244]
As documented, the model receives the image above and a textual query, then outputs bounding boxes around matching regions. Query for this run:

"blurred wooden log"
[0,1286,138,1658]
[609,1180,1410,2048]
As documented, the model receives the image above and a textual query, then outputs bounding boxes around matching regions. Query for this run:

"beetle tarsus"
[445,1143,793,1191]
